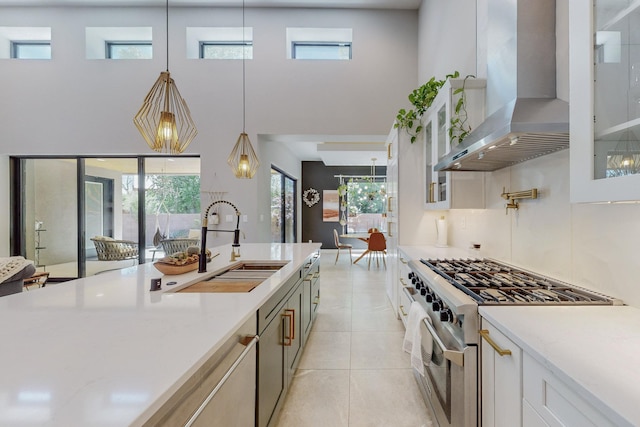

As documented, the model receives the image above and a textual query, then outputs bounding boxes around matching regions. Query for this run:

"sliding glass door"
[22,158,79,276]
[11,156,200,280]
[271,167,297,243]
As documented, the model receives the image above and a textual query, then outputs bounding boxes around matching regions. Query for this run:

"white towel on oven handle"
[403,301,433,376]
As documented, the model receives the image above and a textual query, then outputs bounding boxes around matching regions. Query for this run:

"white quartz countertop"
[480,305,640,427]
[0,243,320,427]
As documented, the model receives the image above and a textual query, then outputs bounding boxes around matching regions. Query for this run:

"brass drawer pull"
[479,329,512,356]
[399,305,408,316]
[400,257,408,264]
[285,309,295,340]
[283,312,293,346]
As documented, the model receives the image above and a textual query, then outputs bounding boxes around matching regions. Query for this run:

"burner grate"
[420,258,616,305]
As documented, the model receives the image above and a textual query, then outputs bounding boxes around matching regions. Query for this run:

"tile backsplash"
[441,149,640,307]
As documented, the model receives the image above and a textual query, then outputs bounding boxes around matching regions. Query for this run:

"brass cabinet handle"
[399,278,407,286]
[313,297,320,305]
[387,222,393,237]
[387,142,392,159]
[428,182,436,203]
[400,257,408,264]
[285,309,295,340]
[399,305,408,316]
[282,312,293,346]
[479,329,512,356]
[387,196,393,212]
[313,272,320,279]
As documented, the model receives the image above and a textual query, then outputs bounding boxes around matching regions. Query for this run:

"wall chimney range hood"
[435,0,568,172]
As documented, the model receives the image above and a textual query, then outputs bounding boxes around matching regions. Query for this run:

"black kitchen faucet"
[198,200,242,273]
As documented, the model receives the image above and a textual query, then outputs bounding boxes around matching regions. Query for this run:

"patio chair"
[160,238,200,255]
[91,237,139,263]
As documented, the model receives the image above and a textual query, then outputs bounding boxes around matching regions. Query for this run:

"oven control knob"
[408,272,415,280]
[425,291,434,302]
[420,287,427,296]
[440,308,453,322]
[411,276,419,285]
[432,299,442,311]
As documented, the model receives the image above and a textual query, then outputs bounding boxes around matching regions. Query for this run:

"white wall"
[418,0,478,81]
[418,0,640,307]
[0,6,418,251]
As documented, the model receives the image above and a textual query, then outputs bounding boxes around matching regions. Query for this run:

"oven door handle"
[404,286,465,367]
[422,318,465,367]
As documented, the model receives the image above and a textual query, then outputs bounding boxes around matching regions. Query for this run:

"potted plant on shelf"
[395,71,475,145]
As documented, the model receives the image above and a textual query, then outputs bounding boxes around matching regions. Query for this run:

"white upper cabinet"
[424,78,486,210]
[570,0,640,202]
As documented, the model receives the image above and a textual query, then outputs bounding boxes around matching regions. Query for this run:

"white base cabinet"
[480,318,522,427]
[482,317,621,427]
[397,248,412,325]
[522,353,616,427]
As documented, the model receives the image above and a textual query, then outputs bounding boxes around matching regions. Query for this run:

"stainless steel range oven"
[406,258,621,427]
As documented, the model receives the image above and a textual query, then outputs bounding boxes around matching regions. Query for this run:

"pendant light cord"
[242,0,246,133]
[165,0,169,72]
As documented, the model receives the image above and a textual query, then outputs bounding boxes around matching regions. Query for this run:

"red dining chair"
[333,229,353,264]
[366,232,386,270]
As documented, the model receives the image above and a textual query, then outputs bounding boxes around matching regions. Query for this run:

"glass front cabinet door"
[570,0,640,202]
[423,78,487,210]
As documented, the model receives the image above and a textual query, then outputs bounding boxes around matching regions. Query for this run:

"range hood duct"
[435,0,568,172]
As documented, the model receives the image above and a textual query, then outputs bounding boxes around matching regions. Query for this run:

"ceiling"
[0,0,421,8]
[2,0,411,166]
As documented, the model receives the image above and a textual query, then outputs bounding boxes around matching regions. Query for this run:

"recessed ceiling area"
[260,134,387,166]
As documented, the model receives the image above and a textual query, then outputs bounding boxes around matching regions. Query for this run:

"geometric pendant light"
[228,132,260,178]
[227,0,260,178]
[133,0,197,154]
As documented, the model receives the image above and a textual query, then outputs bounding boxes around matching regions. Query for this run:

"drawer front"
[398,285,412,326]
[258,269,302,334]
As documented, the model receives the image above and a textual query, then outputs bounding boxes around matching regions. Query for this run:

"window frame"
[198,40,253,59]
[291,41,352,60]
[10,40,51,59]
[105,40,153,59]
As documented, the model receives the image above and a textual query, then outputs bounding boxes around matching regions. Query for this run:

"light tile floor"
[275,249,435,427]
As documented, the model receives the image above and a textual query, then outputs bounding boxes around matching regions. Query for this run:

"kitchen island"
[0,242,321,427]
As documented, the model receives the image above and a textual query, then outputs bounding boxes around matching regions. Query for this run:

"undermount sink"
[229,261,289,271]
[177,260,289,293]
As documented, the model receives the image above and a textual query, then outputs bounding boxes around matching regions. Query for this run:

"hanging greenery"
[448,74,476,146]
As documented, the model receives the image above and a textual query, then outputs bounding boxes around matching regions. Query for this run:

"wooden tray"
[153,261,199,275]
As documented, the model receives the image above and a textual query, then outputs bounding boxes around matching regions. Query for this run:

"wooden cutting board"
[177,280,261,293]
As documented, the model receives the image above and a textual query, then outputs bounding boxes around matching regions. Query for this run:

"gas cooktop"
[420,258,622,305]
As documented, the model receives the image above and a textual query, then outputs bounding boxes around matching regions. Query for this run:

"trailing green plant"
[448,74,476,146]
[394,71,461,143]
